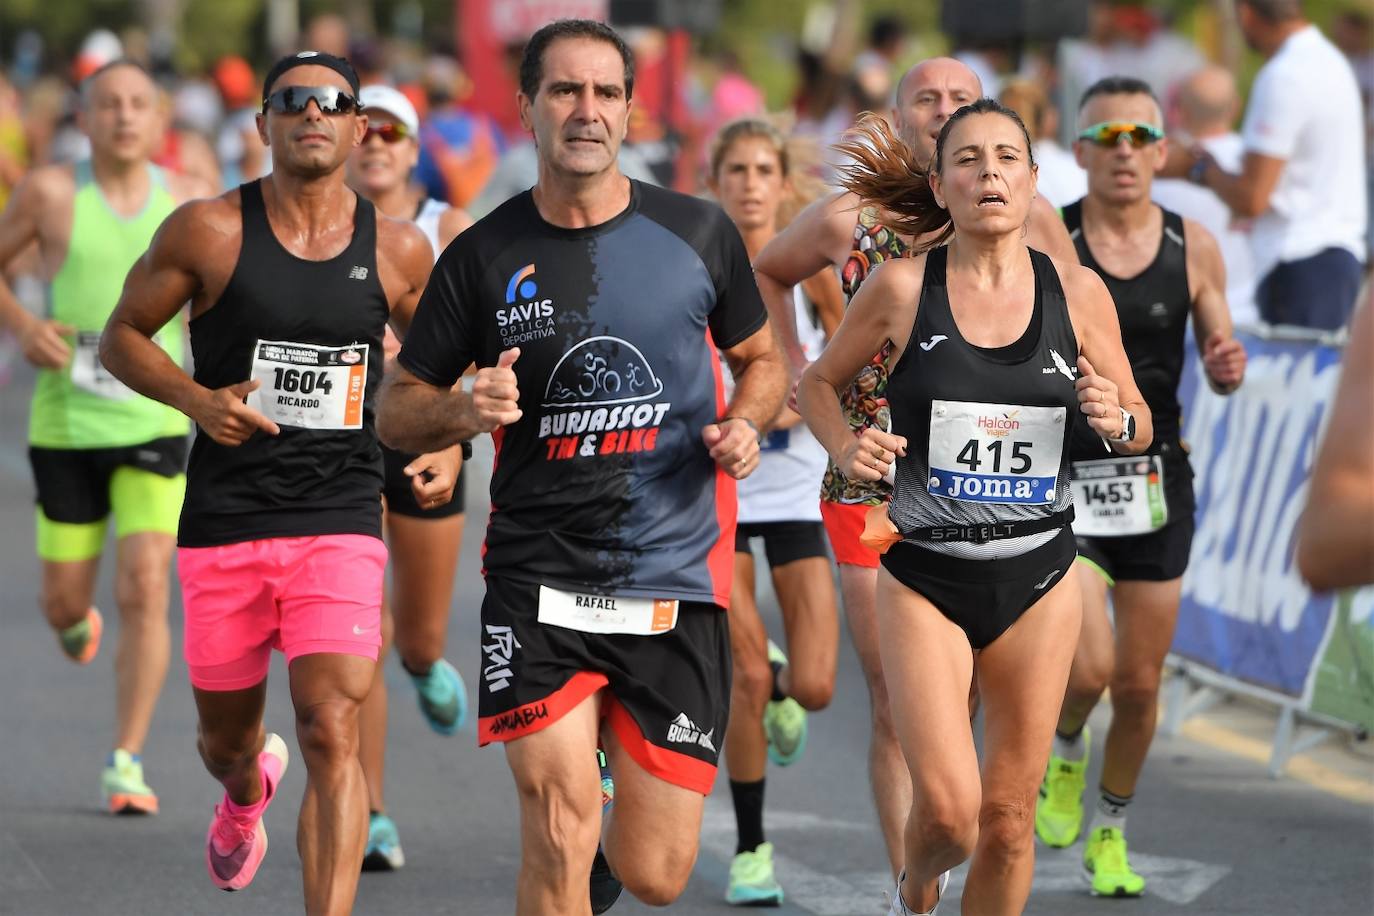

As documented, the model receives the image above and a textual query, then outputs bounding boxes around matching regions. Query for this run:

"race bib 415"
[926,399,1065,505]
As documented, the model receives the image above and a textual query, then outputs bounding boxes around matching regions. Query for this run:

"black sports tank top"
[179,180,389,547]
[887,247,1080,558]
[1063,201,1190,448]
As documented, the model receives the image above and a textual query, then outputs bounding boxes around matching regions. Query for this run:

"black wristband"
[460,440,473,460]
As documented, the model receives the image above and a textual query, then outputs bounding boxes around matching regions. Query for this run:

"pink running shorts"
[178,534,387,691]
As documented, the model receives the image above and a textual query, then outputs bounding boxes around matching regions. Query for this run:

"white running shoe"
[887,869,950,916]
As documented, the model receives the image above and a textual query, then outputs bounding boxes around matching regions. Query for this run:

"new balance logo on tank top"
[178,181,389,547]
[399,181,767,607]
[887,247,1079,557]
[1063,201,1195,522]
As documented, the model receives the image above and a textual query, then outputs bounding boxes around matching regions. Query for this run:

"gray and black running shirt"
[399,180,768,607]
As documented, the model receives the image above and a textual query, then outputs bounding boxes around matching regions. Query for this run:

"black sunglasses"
[262,85,359,116]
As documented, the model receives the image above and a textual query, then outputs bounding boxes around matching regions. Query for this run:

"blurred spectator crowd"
[0,1,1369,333]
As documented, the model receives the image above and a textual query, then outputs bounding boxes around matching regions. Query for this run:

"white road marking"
[0,832,54,892]
[701,805,1230,913]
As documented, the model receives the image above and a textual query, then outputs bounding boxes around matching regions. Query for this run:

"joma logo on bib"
[927,399,1064,506]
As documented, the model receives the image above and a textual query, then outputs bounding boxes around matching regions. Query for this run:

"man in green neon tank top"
[0,60,213,815]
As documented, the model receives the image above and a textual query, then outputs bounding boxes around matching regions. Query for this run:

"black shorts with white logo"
[30,436,187,524]
[880,526,1077,650]
[476,575,731,795]
[735,520,830,567]
[1076,516,1195,585]
[381,445,466,519]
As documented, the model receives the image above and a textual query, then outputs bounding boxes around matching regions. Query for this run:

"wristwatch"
[1115,408,1136,443]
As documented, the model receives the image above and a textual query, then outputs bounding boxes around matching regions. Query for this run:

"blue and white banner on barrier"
[1173,327,1344,698]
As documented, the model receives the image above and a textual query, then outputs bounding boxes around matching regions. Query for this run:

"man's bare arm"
[1185,219,1245,394]
[754,191,857,373]
[0,170,72,367]
[101,199,279,445]
[704,323,787,480]
[1197,150,1284,220]
[378,351,522,454]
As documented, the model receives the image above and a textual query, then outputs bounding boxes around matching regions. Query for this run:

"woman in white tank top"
[706,117,844,907]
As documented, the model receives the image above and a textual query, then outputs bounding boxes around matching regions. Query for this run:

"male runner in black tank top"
[1034,77,1247,898]
[379,21,786,915]
[100,52,447,912]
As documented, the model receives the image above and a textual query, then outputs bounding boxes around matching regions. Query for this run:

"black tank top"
[179,180,389,547]
[1063,201,1190,447]
[887,247,1079,558]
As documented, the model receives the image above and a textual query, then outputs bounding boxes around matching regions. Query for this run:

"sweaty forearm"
[723,349,787,433]
[100,320,205,417]
[377,378,482,453]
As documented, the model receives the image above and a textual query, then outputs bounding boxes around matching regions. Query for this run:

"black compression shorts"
[735,521,830,567]
[30,436,187,524]
[382,445,466,519]
[1076,516,1194,584]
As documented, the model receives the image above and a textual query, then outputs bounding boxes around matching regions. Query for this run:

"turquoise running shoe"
[362,812,406,872]
[409,658,467,735]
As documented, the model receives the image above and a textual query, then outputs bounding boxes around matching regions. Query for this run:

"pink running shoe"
[205,733,290,892]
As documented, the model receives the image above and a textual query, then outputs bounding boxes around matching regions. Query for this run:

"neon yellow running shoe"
[764,641,807,767]
[1035,727,1090,848]
[1082,826,1146,897]
[726,842,783,906]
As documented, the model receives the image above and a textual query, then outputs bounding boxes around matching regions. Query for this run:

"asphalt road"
[1,359,1371,916]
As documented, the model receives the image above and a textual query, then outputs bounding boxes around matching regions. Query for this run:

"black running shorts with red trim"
[477,575,731,796]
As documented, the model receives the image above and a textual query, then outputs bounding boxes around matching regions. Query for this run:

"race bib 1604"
[926,399,1065,505]
[247,340,368,430]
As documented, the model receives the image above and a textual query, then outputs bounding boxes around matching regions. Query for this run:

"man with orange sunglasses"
[1036,75,1247,898]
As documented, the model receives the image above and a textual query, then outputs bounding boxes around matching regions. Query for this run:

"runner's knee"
[198,722,262,771]
[114,558,169,614]
[1068,653,1113,702]
[1110,671,1163,714]
[978,795,1034,859]
[614,841,696,906]
[911,791,979,860]
[294,698,361,767]
[787,669,834,711]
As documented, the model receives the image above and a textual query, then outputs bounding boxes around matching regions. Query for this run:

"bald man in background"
[1154,66,1259,327]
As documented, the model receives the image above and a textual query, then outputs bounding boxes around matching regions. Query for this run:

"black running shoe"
[590,847,623,914]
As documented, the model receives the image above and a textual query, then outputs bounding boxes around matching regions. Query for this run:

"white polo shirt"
[1241,25,1367,280]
